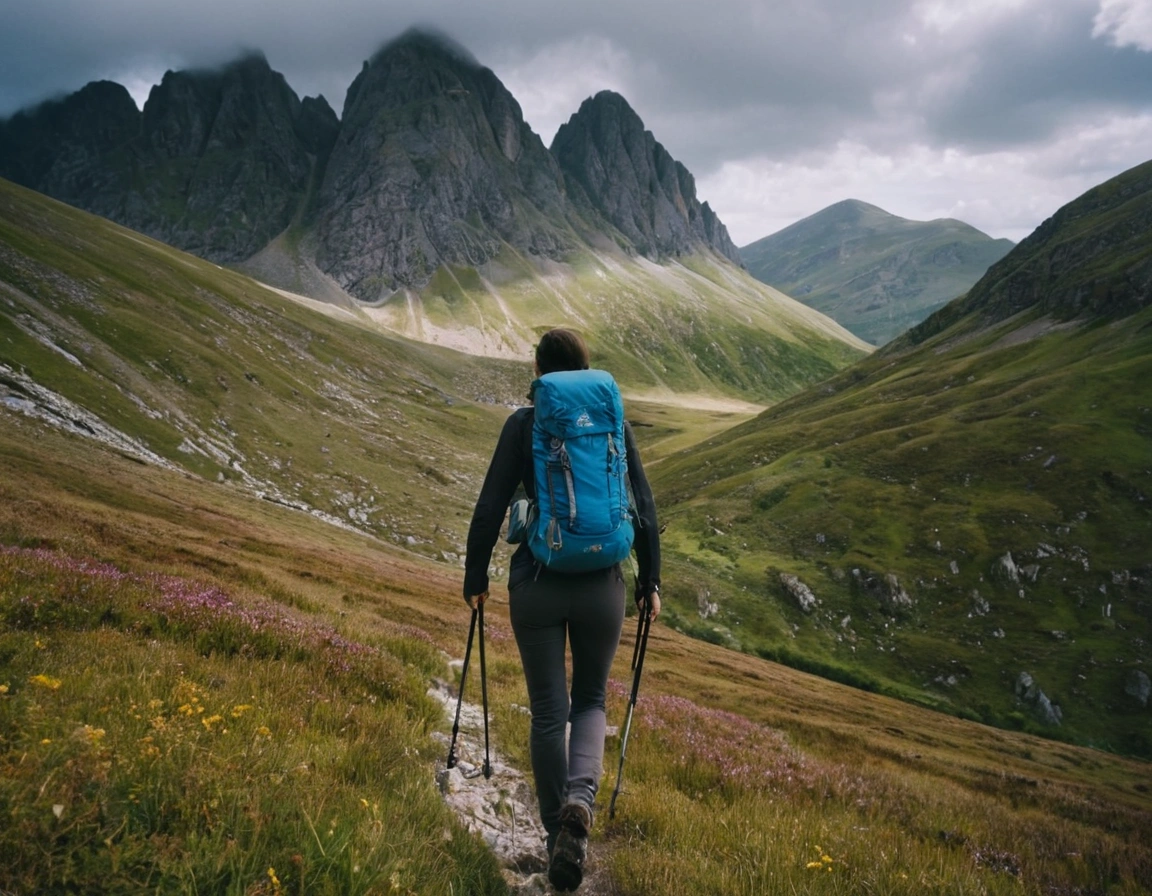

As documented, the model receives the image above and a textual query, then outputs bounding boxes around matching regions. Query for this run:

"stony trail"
[429,672,621,896]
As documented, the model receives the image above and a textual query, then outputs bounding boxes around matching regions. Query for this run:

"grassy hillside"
[652,177,1152,757]
[2,172,1150,895]
[3,377,1150,895]
[243,228,871,405]
[741,199,1014,346]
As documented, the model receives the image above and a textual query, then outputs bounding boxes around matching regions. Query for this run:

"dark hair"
[535,328,590,374]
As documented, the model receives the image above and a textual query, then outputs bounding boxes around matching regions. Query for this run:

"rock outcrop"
[0,54,337,263]
[1016,672,1063,726]
[780,573,818,613]
[310,30,576,298]
[551,91,742,264]
[1125,670,1150,708]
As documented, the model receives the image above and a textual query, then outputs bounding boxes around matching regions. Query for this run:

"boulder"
[1015,671,1062,725]
[1125,670,1151,707]
[779,573,818,613]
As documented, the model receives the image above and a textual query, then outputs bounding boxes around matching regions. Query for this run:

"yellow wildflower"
[201,714,224,730]
[41,738,52,745]
[0,683,9,694]
[230,704,254,718]
[807,861,824,870]
[30,674,62,690]
[81,725,106,744]
[178,703,195,716]
[267,866,282,894]
[256,726,272,737]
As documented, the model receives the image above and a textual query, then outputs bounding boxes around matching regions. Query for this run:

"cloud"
[1,0,1149,247]
[1094,0,1152,50]
[701,110,1152,245]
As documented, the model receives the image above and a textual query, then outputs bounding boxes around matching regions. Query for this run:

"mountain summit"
[0,54,338,263]
[552,91,741,264]
[741,199,1013,345]
[308,30,580,298]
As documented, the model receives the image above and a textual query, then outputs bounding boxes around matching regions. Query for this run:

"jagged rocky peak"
[312,28,572,299]
[142,52,305,157]
[551,90,741,264]
[0,80,140,191]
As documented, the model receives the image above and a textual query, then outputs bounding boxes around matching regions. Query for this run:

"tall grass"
[0,547,505,895]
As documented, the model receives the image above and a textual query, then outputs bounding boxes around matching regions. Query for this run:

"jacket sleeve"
[463,410,527,600]
[625,422,661,591]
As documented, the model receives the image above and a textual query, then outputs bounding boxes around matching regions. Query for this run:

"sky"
[2,0,1151,246]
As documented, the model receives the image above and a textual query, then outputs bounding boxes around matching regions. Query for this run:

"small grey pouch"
[506,498,534,544]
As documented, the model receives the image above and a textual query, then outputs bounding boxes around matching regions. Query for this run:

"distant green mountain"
[740,199,1014,346]
[655,162,1152,757]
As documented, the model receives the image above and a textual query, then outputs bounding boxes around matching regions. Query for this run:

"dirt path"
[429,675,622,895]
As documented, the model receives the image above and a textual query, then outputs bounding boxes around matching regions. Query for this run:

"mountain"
[307,31,583,297]
[740,199,1014,346]
[551,90,741,265]
[0,54,338,263]
[2,166,1149,896]
[0,31,870,400]
[651,161,1152,756]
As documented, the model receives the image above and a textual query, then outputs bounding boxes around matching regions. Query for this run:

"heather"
[0,546,504,895]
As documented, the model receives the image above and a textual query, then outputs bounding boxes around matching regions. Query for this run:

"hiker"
[464,328,661,892]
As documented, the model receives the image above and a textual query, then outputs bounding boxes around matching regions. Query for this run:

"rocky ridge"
[552,90,742,265]
[0,30,743,301]
[0,54,338,263]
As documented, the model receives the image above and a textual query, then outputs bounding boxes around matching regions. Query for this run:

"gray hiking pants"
[508,563,625,843]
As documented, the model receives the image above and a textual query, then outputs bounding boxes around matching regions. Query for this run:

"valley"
[1,26,1150,896]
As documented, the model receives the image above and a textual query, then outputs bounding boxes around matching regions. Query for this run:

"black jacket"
[463,406,661,600]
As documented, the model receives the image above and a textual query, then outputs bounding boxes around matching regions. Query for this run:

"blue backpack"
[526,369,635,573]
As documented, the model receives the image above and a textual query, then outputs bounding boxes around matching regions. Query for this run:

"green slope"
[0,177,526,564]
[244,234,871,405]
[654,170,1152,757]
[741,199,1014,346]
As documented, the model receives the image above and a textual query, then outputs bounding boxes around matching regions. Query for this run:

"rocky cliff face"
[310,31,577,299]
[0,54,337,263]
[0,32,746,297]
[551,91,742,265]
[0,80,139,220]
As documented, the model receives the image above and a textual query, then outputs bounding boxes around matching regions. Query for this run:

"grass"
[2,173,1151,893]
[2,358,1151,894]
[648,304,1152,757]
[0,548,503,895]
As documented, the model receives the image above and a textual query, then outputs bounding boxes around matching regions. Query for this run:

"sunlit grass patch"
[0,546,505,895]
[602,683,1152,895]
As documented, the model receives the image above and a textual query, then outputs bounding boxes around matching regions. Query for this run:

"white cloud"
[1094,0,1152,50]
[489,36,640,145]
[700,110,1152,245]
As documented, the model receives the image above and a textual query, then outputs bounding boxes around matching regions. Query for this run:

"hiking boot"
[548,802,592,892]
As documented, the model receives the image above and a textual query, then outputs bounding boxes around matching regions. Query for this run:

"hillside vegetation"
[652,162,1152,759]
[3,376,1150,895]
[741,199,1014,346]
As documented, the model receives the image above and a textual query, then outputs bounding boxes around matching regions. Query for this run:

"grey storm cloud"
[1,0,1150,243]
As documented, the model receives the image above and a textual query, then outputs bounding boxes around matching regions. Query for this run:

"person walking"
[464,328,661,892]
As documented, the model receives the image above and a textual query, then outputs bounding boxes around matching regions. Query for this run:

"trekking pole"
[446,607,477,770]
[478,601,493,779]
[609,593,653,819]
[629,591,645,672]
